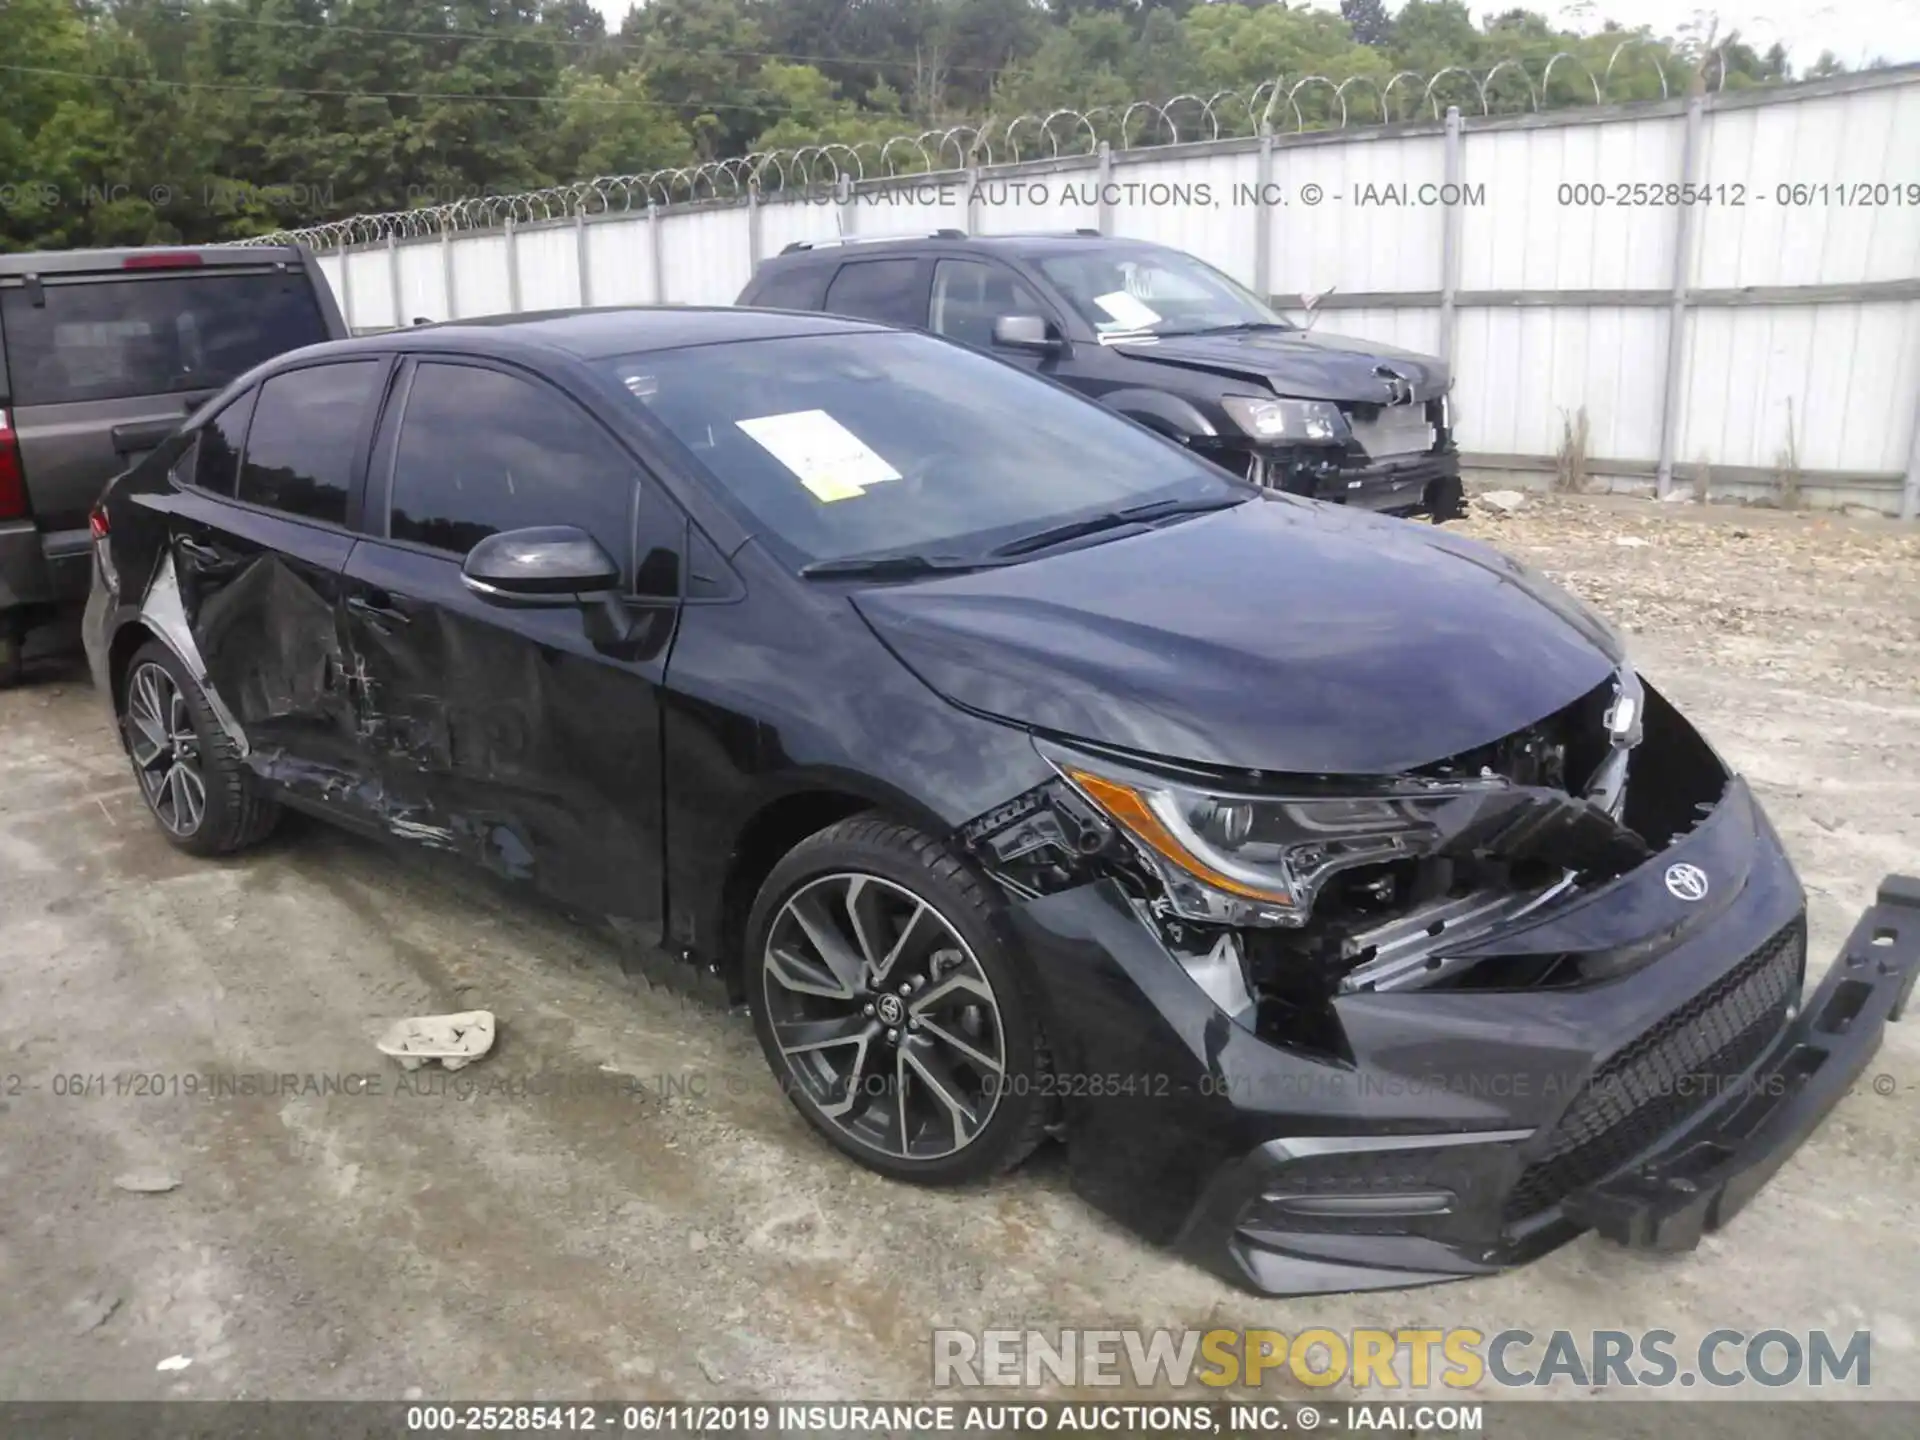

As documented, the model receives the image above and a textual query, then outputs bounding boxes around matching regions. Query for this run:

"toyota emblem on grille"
[1665,862,1710,902]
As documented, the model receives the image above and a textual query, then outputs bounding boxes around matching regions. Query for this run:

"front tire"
[119,641,279,856]
[745,815,1052,1184]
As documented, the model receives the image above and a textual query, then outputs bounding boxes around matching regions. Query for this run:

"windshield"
[604,330,1244,569]
[1035,247,1289,338]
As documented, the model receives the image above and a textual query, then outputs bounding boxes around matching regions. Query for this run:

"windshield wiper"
[988,494,1246,559]
[800,551,994,579]
[1162,321,1293,337]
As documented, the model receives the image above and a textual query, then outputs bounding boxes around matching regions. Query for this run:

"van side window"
[929,260,1050,349]
[822,260,924,327]
[747,264,829,311]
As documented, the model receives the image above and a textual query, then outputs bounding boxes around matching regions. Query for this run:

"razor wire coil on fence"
[240,43,1722,250]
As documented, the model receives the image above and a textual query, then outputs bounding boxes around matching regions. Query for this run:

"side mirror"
[461,526,620,607]
[991,314,1062,353]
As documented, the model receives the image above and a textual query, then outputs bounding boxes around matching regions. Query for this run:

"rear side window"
[747,263,828,311]
[823,259,923,327]
[0,270,330,406]
[387,362,636,567]
[237,362,381,525]
[193,390,258,497]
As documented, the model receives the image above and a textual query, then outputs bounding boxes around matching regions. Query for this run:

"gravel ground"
[1,493,1916,1406]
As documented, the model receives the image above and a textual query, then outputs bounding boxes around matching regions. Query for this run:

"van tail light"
[89,501,111,540]
[0,409,27,522]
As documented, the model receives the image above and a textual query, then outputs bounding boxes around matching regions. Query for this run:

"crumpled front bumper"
[1251,448,1462,517]
[1005,776,1915,1296]
[1565,873,1918,1252]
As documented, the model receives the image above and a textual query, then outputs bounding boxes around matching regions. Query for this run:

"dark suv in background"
[0,244,345,684]
[738,232,1463,523]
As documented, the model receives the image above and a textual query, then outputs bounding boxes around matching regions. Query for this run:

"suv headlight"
[1221,395,1348,445]
[1040,740,1486,928]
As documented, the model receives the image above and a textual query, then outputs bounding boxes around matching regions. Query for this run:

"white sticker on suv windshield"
[736,410,901,503]
[1093,291,1162,330]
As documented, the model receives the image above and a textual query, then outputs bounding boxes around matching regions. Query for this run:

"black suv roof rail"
[780,229,967,254]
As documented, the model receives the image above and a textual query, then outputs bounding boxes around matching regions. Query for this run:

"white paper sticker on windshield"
[1092,290,1162,331]
[736,409,902,503]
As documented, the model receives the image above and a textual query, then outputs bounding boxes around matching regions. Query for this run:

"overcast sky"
[588,1,1920,70]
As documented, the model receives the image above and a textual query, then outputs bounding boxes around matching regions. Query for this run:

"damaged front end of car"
[955,673,1918,1297]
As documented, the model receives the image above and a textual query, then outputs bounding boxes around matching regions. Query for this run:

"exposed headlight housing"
[1221,394,1348,445]
[1038,740,1490,928]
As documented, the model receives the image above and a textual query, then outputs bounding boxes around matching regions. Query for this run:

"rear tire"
[119,641,279,856]
[745,815,1052,1185]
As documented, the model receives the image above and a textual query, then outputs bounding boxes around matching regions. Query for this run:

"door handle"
[347,593,413,628]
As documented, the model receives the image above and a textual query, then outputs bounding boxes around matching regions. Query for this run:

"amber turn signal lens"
[1065,768,1291,904]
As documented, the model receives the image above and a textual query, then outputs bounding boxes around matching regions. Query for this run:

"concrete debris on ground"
[1613,535,1649,547]
[1475,489,1528,516]
[112,1170,180,1194]
[375,1010,497,1071]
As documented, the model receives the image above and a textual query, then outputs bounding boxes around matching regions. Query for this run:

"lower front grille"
[1504,918,1807,1222]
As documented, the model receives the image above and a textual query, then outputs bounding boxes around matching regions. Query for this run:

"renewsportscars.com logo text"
[931,1328,1872,1390]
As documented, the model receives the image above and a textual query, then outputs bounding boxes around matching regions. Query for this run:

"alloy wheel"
[125,661,208,838]
[762,872,1007,1160]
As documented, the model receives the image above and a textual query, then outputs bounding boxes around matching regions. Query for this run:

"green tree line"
[0,0,1853,249]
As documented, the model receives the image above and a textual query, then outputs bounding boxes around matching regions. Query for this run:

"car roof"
[266,306,887,368]
[771,232,1170,262]
[0,245,312,276]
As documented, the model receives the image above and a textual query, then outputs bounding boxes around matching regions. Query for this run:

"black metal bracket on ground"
[1566,874,1920,1250]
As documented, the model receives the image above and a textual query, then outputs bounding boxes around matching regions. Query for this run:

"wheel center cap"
[875,993,906,1027]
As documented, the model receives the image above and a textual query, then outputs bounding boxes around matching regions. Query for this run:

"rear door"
[169,358,387,803]
[0,258,334,543]
[340,356,682,941]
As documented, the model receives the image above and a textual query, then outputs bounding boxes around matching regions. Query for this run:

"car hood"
[852,498,1624,776]
[1110,327,1449,404]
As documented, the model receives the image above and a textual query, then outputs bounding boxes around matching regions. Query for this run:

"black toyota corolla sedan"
[83,307,1914,1297]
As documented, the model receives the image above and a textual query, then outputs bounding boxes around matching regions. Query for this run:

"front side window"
[929,260,1050,349]
[822,259,923,327]
[387,362,636,569]
[0,271,332,406]
[1034,246,1288,338]
[237,362,382,524]
[605,330,1243,569]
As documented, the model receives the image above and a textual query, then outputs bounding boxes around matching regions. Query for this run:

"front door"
[926,258,1070,381]
[340,357,681,941]
[169,359,385,800]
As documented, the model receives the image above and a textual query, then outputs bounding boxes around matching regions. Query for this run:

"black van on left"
[83,306,1914,1298]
